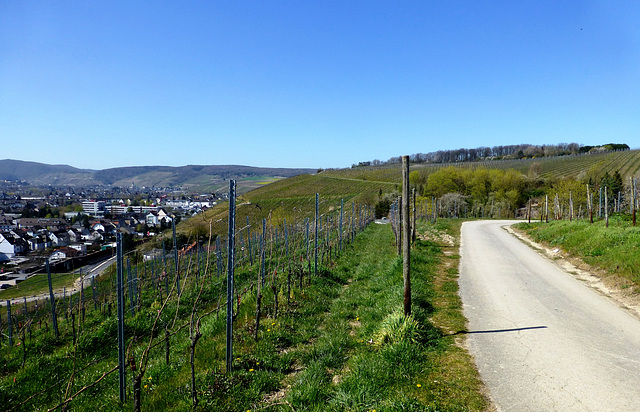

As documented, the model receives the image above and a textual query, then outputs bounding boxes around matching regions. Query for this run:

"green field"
[0,272,78,300]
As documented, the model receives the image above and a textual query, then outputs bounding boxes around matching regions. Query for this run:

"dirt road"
[459,220,640,411]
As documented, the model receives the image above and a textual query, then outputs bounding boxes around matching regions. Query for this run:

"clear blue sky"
[1,1,639,170]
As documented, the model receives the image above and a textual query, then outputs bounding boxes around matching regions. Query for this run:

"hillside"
[324,149,640,183]
[0,159,315,192]
[177,148,640,241]
[0,159,96,186]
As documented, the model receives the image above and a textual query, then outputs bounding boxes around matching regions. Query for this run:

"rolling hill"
[0,159,316,192]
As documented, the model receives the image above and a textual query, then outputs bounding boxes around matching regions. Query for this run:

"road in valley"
[459,220,640,411]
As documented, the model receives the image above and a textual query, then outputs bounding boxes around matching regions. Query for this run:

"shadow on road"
[450,326,547,336]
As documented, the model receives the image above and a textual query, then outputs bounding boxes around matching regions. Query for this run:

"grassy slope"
[177,173,397,242]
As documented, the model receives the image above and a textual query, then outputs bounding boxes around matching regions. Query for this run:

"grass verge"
[516,215,640,291]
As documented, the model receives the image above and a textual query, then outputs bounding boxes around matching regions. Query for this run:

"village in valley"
[0,180,222,289]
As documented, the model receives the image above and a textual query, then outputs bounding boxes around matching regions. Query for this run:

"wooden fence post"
[402,155,411,317]
[226,180,236,373]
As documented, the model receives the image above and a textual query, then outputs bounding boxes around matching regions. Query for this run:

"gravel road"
[459,220,640,411]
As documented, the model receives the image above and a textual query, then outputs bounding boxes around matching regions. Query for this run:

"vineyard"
[175,173,397,242]
[322,149,640,183]
[0,187,385,411]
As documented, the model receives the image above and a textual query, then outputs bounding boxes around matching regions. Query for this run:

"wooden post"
[632,177,637,227]
[397,196,402,256]
[569,190,573,221]
[402,156,411,316]
[226,180,236,373]
[605,186,609,228]
[545,195,549,223]
[412,187,416,244]
[587,185,593,223]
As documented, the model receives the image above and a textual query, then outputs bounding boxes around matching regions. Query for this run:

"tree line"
[355,142,630,168]
[404,164,629,220]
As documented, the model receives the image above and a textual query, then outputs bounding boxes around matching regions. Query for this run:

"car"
[0,284,12,289]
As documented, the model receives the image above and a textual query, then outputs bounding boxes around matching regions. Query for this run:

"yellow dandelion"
[267,329,271,332]
[271,322,276,326]
[148,376,152,380]
[249,368,254,372]
[356,317,360,321]
[144,384,148,389]
[416,384,422,388]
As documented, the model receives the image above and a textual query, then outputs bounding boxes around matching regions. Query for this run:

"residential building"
[82,200,106,217]
[0,232,28,261]
[50,246,79,261]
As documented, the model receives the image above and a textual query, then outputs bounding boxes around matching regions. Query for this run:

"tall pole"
[545,195,549,223]
[587,185,593,223]
[45,259,59,338]
[632,178,637,227]
[6,300,12,347]
[599,187,603,218]
[339,198,343,251]
[412,187,416,244]
[261,219,266,287]
[116,233,126,402]
[247,216,253,265]
[226,180,236,373]
[605,186,609,228]
[402,156,411,316]
[173,218,180,296]
[569,190,573,221]
[314,193,319,277]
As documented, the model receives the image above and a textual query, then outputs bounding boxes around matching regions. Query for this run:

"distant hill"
[0,159,96,186]
[0,159,316,192]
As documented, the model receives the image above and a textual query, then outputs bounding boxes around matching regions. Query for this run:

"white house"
[0,232,28,261]
[50,247,78,261]
[146,209,172,227]
[49,230,70,246]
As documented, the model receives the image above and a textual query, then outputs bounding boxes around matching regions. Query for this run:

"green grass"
[278,220,487,412]
[0,220,488,412]
[516,215,640,288]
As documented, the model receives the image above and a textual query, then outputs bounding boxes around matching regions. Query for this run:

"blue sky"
[1,1,639,170]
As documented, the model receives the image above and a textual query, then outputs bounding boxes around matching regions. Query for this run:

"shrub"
[373,308,422,347]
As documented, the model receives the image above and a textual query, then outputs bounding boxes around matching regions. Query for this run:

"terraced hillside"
[177,149,640,240]
[323,149,640,183]
[178,173,397,239]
